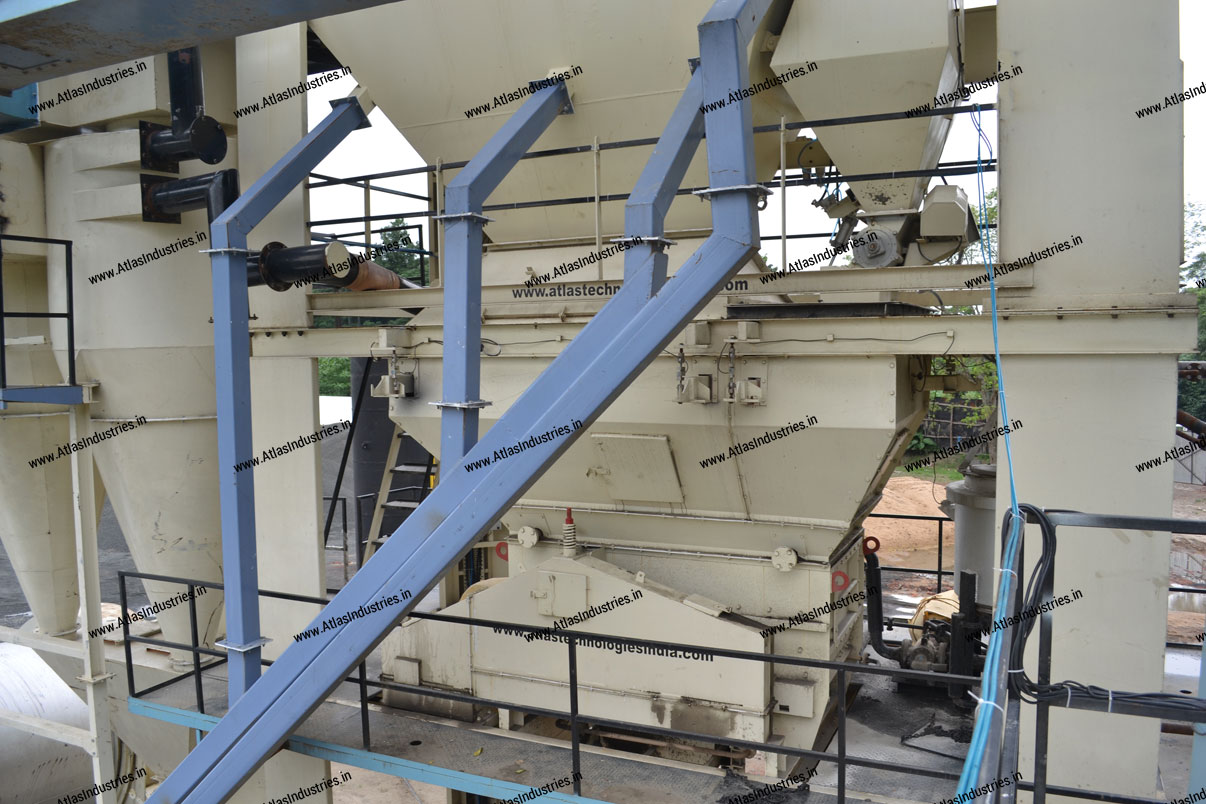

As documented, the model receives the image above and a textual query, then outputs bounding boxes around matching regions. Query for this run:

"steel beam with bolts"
[622,69,705,299]
[146,1,769,800]
[438,81,571,461]
[208,96,371,707]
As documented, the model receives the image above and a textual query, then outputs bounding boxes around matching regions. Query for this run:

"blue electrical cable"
[954,104,1024,794]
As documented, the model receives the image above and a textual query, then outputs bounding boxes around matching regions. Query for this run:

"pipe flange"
[770,547,798,572]
[516,526,543,548]
[256,241,290,292]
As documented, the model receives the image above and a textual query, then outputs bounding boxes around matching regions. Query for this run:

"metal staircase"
[363,424,436,561]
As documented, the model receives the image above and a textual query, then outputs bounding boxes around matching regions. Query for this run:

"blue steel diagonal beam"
[208,96,371,707]
[439,82,571,462]
[147,2,770,800]
[622,69,705,299]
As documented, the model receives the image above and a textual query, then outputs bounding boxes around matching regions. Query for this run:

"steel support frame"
[207,96,370,708]
[69,405,116,802]
[147,2,769,800]
[622,69,705,299]
[438,82,571,461]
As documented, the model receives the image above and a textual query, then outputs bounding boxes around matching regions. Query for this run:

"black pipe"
[144,47,228,166]
[148,116,227,166]
[168,47,203,134]
[948,570,979,703]
[864,552,900,659]
[146,168,240,223]
[248,242,345,291]
[248,241,368,291]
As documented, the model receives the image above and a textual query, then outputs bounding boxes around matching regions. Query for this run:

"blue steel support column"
[1192,643,1206,790]
[697,0,771,242]
[209,224,263,704]
[622,70,705,300]
[438,83,570,462]
[147,3,768,800]
[208,96,370,707]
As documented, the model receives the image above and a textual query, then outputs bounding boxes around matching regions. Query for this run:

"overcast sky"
[305,1,1203,273]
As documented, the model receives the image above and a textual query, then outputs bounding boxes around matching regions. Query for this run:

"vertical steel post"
[119,572,135,697]
[64,242,76,386]
[593,136,602,276]
[363,180,372,256]
[1035,537,1052,803]
[622,69,705,301]
[433,159,444,287]
[837,667,847,804]
[779,116,787,275]
[69,405,117,804]
[188,583,205,714]
[0,236,6,393]
[210,222,264,704]
[208,96,371,707]
[436,81,570,462]
[358,660,370,749]
[937,520,945,594]
[568,636,582,796]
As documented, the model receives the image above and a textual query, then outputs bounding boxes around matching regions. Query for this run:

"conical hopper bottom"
[0,414,81,636]
[92,418,225,663]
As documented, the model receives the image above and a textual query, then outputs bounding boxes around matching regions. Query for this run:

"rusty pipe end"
[345,259,403,291]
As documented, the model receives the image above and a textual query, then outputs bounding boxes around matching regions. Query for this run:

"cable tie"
[997,567,1017,581]
[1066,687,1072,708]
[968,691,1005,717]
[1007,668,1025,674]
[1108,690,1113,714]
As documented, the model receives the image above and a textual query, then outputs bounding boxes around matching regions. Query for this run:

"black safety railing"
[0,234,77,390]
[303,103,999,283]
[306,168,434,287]
[867,510,1206,651]
[867,511,953,595]
[304,103,997,195]
[321,495,350,582]
[978,509,1206,803]
[119,517,1204,804]
[118,567,981,802]
[309,221,432,288]
[305,160,995,231]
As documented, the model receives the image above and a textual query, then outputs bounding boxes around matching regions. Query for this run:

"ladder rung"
[382,500,420,510]
[391,464,430,473]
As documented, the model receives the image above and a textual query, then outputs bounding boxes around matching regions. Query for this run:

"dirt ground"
[867,476,1206,643]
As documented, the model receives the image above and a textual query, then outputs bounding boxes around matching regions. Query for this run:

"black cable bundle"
[1008,504,1206,715]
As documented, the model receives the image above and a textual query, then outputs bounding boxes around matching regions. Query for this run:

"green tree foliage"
[374,220,426,285]
[318,357,351,396]
[313,218,426,396]
[953,187,997,265]
[1178,202,1206,419]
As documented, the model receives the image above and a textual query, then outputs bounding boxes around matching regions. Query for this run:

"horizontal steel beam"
[0,625,85,657]
[0,707,95,751]
[253,308,1195,360]
[306,263,1030,315]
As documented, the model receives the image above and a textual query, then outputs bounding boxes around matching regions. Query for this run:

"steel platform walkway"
[128,648,974,804]
[130,661,838,804]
